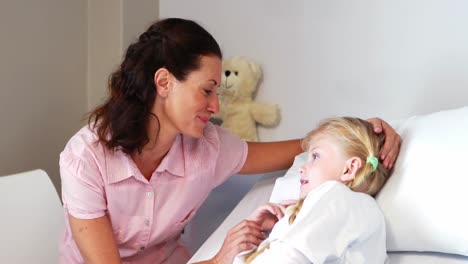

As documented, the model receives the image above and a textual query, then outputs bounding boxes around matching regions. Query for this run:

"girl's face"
[299,134,348,197]
[163,55,222,138]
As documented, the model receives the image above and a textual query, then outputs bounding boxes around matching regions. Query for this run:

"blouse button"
[146,191,153,198]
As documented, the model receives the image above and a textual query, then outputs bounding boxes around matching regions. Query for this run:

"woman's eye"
[204,89,213,95]
[312,153,319,160]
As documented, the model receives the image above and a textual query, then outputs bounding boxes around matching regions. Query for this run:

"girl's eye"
[312,153,319,160]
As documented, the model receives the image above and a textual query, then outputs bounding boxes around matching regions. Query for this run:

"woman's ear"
[341,157,362,183]
[154,68,171,98]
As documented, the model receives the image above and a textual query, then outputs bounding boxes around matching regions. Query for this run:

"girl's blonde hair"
[301,117,390,196]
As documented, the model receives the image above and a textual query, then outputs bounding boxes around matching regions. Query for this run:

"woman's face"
[163,55,222,138]
[299,134,347,197]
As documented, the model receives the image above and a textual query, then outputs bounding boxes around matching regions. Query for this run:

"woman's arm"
[68,214,122,264]
[239,139,302,175]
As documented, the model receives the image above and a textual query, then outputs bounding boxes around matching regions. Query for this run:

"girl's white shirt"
[234,181,389,264]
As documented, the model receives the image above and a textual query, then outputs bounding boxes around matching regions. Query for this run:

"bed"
[188,106,468,263]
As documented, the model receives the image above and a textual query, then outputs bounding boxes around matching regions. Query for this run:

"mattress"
[188,172,468,263]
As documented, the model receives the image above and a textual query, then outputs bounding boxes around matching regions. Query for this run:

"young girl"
[235,117,391,264]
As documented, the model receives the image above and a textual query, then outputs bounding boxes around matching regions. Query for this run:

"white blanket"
[188,173,468,264]
[234,181,388,264]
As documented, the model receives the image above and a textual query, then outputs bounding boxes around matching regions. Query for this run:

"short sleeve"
[60,147,107,219]
[212,125,248,187]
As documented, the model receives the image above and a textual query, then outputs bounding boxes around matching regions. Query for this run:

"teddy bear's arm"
[249,103,281,127]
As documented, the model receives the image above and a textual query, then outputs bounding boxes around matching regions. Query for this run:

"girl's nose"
[299,167,304,175]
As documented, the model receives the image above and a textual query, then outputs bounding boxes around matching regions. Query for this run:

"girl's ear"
[341,157,362,183]
[154,68,171,98]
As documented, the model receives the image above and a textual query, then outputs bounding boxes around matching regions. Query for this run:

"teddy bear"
[213,56,280,142]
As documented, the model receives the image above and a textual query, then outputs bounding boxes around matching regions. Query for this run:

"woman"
[59,18,400,264]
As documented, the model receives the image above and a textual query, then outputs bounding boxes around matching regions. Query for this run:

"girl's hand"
[247,200,297,231]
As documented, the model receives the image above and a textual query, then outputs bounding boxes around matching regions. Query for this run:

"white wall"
[302,0,468,131]
[161,0,468,254]
[122,0,160,51]
[87,0,123,110]
[0,0,87,190]
[88,0,159,111]
[0,0,159,192]
[161,0,468,141]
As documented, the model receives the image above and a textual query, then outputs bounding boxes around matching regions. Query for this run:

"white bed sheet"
[188,172,468,264]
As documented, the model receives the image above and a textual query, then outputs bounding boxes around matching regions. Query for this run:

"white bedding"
[188,172,468,264]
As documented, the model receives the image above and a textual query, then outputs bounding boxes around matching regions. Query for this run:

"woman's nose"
[208,94,219,114]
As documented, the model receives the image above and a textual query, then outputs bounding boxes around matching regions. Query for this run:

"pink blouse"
[59,122,248,263]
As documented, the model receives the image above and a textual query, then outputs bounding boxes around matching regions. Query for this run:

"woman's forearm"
[68,214,122,264]
[240,139,303,174]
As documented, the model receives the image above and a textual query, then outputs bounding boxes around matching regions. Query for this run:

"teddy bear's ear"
[248,61,262,80]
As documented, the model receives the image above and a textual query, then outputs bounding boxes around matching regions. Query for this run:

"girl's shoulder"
[300,181,383,222]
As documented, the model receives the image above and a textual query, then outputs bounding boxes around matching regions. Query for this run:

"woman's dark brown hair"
[88,18,222,154]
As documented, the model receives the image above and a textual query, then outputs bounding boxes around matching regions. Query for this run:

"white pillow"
[376,106,468,256]
[269,106,468,256]
[269,152,306,203]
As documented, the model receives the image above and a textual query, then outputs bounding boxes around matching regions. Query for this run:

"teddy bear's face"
[220,57,262,101]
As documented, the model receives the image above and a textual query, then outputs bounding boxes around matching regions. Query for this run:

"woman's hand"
[247,200,297,231]
[367,117,401,169]
[211,220,266,264]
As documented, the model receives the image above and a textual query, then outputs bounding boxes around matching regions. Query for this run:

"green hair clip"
[366,156,379,172]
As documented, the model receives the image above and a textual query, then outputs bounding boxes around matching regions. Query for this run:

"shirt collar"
[108,134,185,184]
[155,134,185,177]
[107,150,137,184]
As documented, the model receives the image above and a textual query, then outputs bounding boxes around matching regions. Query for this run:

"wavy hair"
[88,18,222,154]
[301,117,391,196]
